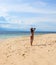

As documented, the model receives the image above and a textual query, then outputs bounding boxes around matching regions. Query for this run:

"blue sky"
[0,0,56,31]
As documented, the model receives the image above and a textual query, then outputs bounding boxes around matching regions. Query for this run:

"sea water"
[0,31,56,39]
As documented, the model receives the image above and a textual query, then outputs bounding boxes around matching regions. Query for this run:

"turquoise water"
[0,31,56,39]
[0,33,30,39]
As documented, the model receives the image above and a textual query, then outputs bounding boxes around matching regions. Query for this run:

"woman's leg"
[30,36,33,46]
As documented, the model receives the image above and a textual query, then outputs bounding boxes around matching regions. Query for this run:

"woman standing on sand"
[30,28,36,46]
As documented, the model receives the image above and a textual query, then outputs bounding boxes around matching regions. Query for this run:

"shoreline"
[0,34,56,65]
[0,33,56,39]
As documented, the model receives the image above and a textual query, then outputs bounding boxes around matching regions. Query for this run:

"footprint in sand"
[6,54,11,58]
[48,50,50,52]
[22,54,25,56]
[22,53,26,58]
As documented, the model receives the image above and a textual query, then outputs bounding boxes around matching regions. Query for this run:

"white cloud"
[0,0,56,31]
[0,4,8,17]
[0,1,56,15]
[22,16,56,25]
[32,1,47,7]
[6,4,56,14]
[0,15,56,28]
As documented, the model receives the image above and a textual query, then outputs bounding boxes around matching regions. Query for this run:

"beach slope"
[0,34,56,65]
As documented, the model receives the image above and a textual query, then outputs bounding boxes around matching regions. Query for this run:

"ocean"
[0,31,56,39]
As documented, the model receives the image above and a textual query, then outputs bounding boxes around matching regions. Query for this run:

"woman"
[30,28,36,46]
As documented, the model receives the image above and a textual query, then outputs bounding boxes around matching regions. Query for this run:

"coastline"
[0,34,56,65]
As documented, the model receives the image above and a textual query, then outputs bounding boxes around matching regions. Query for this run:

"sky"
[0,0,56,31]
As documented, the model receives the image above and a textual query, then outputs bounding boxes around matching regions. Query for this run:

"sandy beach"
[0,34,56,65]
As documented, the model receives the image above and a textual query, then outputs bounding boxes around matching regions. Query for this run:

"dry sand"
[0,34,56,65]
